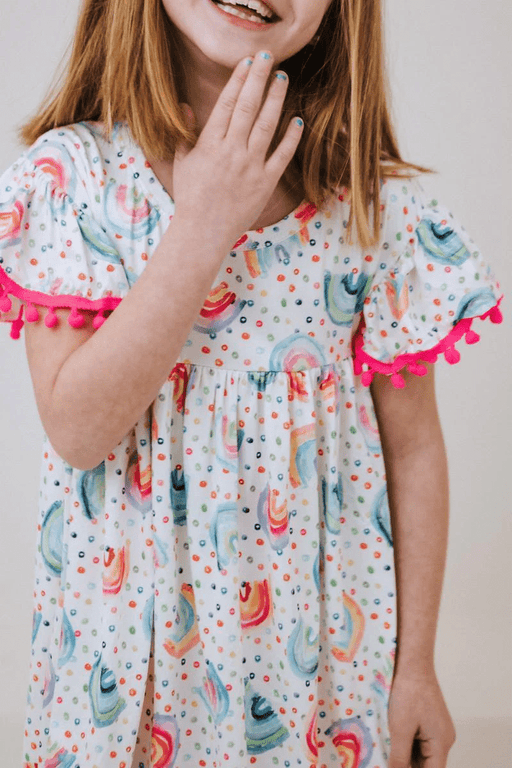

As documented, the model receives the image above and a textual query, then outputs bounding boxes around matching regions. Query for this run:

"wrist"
[394,650,436,679]
[169,211,238,255]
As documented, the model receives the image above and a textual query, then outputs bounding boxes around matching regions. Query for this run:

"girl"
[0,0,504,767]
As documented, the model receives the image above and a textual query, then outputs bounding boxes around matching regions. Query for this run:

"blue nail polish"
[260,51,271,60]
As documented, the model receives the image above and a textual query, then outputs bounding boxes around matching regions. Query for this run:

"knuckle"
[257,118,274,134]
[254,66,271,81]
[238,98,256,115]
[277,144,293,163]
[220,94,238,112]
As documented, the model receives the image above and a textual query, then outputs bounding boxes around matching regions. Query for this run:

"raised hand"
[172,50,304,247]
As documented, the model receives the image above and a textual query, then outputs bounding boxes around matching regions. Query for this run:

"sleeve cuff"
[351,294,505,389]
[0,265,122,339]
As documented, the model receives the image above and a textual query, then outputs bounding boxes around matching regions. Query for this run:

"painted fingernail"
[245,57,254,66]
[260,51,272,60]
[296,118,304,127]
[275,72,287,81]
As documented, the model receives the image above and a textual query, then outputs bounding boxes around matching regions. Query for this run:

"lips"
[259,0,280,20]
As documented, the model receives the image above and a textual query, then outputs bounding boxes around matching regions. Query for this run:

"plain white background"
[0,1,510,765]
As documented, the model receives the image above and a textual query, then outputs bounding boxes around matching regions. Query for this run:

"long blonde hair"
[17,0,435,248]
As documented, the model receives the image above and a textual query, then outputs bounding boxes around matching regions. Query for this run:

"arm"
[24,216,233,470]
[370,363,450,675]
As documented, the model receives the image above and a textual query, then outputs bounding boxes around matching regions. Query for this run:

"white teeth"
[218,0,275,21]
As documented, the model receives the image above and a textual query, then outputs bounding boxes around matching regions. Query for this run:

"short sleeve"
[0,130,130,340]
[351,175,505,389]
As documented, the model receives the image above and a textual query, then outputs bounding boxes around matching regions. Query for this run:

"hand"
[172,51,304,248]
[388,669,457,768]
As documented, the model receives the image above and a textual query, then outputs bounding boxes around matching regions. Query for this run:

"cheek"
[293,22,321,53]
[160,0,173,19]
[160,0,196,45]
[160,0,188,26]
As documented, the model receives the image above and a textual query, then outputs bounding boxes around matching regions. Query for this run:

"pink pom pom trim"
[352,294,505,389]
[0,266,122,340]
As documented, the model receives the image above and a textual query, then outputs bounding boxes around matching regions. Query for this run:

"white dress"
[0,121,504,768]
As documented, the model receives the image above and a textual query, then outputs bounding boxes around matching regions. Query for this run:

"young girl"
[0,0,504,767]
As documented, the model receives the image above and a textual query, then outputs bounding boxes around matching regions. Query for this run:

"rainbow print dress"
[0,121,504,768]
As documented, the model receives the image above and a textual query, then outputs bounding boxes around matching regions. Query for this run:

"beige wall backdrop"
[1,0,510,765]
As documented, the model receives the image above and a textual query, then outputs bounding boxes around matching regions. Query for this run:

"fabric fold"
[351,175,504,388]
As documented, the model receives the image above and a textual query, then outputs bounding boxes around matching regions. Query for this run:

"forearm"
[50,216,231,470]
[383,432,450,676]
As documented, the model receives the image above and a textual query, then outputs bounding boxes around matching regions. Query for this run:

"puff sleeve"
[351,175,505,389]
[0,131,130,339]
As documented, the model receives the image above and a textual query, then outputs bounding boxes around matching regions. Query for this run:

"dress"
[0,120,504,768]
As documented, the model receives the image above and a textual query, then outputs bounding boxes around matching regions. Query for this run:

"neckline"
[117,121,314,250]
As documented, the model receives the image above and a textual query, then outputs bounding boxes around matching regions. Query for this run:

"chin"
[185,31,255,69]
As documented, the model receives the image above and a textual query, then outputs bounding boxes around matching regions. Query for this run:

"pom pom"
[68,306,86,328]
[25,303,40,323]
[407,361,429,377]
[0,292,12,313]
[444,346,461,365]
[465,329,480,345]
[45,307,58,328]
[10,322,22,340]
[490,304,503,323]
[93,310,107,330]
[361,369,374,387]
[390,372,406,389]
[351,294,504,389]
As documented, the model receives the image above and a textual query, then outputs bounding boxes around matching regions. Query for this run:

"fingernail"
[260,51,271,60]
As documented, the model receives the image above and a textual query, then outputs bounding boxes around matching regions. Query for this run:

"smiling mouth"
[211,0,280,24]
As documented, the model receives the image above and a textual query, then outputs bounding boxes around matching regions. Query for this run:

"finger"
[227,50,275,144]
[264,116,304,183]
[204,56,255,141]
[389,729,416,768]
[248,70,289,157]
[417,739,450,768]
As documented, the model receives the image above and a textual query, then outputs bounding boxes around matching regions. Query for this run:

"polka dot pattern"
[0,122,503,768]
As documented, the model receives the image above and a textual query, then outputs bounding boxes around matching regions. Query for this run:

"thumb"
[175,103,196,162]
